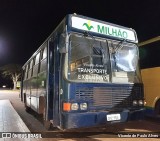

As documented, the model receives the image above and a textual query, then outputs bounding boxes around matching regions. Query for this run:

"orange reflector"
[63,103,71,111]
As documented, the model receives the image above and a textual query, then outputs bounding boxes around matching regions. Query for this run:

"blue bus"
[21,14,144,130]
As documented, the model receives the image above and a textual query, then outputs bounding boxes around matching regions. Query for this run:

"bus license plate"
[107,114,121,121]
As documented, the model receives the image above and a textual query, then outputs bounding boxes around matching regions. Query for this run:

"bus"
[21,14,144,130]
[139,36,160,116]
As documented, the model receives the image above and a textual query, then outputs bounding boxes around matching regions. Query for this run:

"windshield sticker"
[77,74,109,81]
[76,64,109,81]
[77,68,107,74]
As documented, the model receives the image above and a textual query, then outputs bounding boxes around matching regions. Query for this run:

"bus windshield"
[67,33,140,83]
[111,41,138,72]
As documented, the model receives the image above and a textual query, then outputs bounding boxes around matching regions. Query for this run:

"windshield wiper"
[112,39,126,53]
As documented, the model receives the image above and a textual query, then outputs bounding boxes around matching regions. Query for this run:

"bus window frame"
[64,33,111,83]
[32,52,41,77]
[24,65,29,80]
[40,46,47,73]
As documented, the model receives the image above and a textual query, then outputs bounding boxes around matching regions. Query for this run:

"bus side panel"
[37,72,47,114]
[25,79,31,108]
[20,70,25,102]
[23,79,30,106]
[36,46,48,115]
[30,76,38,112]
[141,67,160,115]
[29,62,39,113]
[38,53,48,114]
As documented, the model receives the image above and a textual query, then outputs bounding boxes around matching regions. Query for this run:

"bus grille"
[75,86,141,109]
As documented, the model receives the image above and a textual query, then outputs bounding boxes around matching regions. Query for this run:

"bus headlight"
[71,103,79,110]
[80,103,87,110]
[138,100,144,106]
[133,100,138,106]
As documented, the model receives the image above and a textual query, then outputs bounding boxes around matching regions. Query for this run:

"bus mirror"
[59,34,68,53]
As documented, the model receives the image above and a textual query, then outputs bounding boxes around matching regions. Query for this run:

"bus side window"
[28,59,35,79]
[24,65,28,80]
[35,52,40,65]
[31,58,35,76]
[33,52,40,77]
[27,61,31,79]
[27,63,30,79]
[42,47,47,59]
[40,47,47,73]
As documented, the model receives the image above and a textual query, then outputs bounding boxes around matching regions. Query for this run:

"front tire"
[24,93,31,112]
[43,120,51,130]
[42,103,51,130]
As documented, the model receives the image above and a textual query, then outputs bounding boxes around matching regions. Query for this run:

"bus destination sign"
[71,16,137,42]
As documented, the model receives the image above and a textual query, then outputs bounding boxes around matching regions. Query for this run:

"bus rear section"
[139,36,160,116]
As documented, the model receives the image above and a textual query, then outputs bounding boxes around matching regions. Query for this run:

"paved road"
[0,90,160,141]
[0,90,47,132]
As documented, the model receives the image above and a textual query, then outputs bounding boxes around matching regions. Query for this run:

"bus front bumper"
[62,108,145,129]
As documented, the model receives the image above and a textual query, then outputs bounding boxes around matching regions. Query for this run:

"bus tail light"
[63,103,71,111]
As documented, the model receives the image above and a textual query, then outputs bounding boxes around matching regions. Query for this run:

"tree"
[0,64,22,90]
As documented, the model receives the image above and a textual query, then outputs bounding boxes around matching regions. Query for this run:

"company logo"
[83,20,94,31]
[2,133,11,138]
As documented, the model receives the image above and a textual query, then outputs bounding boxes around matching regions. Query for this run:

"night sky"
[0,0,160,86]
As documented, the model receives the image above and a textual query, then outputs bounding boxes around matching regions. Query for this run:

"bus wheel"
[25,105,31,112]
[43,120,51,130]
[24,94,31,112]
[43,113,51,130]
[155,100,160,115]
[42,107,51,130]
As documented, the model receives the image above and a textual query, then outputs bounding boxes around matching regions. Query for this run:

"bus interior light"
[80,103,87,110]
[71,103,79,110]
[144,101,147,106]
[70,63,76,71]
